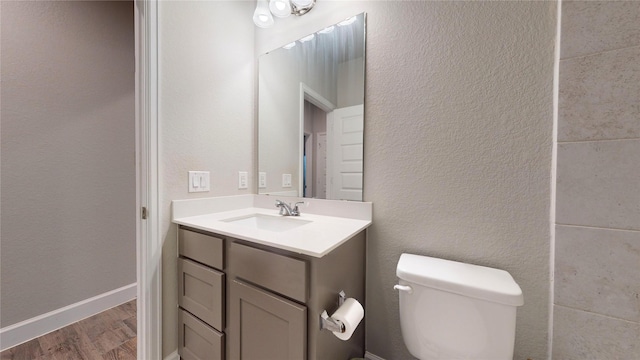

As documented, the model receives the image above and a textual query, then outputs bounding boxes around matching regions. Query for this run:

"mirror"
[258,13,366,201]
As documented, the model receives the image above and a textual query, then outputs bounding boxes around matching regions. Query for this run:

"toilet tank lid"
[396,253,524,306]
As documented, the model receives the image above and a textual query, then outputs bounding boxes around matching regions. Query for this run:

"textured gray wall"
[255,2,556,359]
[0,1,136,327]
[157,1,556,358]
[158,1,256,356]
[553,1,640,358]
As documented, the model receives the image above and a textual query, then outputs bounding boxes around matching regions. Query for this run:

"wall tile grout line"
[553,304,640,325]
[557,138,640,145]
[560,43,640,62]
[555,223,640,233]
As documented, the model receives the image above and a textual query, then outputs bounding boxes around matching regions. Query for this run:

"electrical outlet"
[238,171,248,189]
[282,173,292,188]
[188,171,210,192]
[259,172,267,188]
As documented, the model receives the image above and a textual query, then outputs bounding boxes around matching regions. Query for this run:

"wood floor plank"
[123,317,136,333]
[0,301,136,360]
[69,322,103,359]
[37,326,81,355]
[0,338,44,360]
[101,337,136,360]
[44,343,87,360]
[119,300,136,318]
[89,326,132,354]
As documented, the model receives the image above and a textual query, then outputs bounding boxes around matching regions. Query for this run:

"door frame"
[135,0,162,359]
[316,132,327,199]
[298,83,335,197]
[303,132,313,197]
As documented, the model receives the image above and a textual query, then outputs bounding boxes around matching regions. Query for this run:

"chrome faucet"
[275,200,304,216]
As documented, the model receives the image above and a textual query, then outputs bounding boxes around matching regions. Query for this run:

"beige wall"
[158,1,255,355]
[553,1,640,358]
[256,2,556,359]
[0,1,136,327]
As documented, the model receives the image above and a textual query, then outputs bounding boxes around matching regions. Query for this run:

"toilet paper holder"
[320,290,347,333]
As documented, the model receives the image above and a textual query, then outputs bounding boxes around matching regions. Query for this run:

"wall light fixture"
[253,0,317,28]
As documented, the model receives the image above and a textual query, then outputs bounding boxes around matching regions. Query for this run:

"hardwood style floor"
[1,300,137,360]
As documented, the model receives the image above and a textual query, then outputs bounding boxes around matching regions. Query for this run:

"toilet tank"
[396,253,524,360]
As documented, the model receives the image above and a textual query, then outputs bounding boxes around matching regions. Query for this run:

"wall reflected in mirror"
[258,13,366,201]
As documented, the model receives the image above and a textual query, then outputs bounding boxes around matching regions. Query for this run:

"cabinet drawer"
[179,227,224,270]
[230,242,308,303]
[179,258,225,331]
[179,309,224,360]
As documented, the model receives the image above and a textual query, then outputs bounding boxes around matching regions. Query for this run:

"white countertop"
[172,195,372,258]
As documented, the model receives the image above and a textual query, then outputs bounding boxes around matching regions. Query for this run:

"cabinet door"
[229,280,307,360]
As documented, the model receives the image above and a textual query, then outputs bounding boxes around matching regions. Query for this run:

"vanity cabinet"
[177,225,366,360]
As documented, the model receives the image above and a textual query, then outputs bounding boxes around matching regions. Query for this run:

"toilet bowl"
[394,253,524,360]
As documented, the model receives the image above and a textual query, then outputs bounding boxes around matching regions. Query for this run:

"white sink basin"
[221,213,311,232]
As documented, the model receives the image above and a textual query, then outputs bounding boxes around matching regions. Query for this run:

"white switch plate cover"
[259,172,267,189]
[238,171,248,189]
[188,171,210,193]
[282,173,292,188]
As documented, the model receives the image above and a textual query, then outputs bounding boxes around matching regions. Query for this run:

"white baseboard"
[164,349,179,360]
[167,348,370,360]
[0,283,137,351]
[365,351,387,360]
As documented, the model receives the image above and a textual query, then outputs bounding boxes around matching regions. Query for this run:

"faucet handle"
[292,201,305,216]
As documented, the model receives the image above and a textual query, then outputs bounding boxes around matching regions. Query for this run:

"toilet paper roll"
[331,298,364,341]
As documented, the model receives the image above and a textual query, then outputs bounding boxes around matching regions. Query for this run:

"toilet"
[394,253,524,360]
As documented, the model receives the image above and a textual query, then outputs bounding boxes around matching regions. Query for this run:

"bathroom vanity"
[172,195,371,360]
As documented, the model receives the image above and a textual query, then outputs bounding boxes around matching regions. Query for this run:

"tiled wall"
[553,2,640,359]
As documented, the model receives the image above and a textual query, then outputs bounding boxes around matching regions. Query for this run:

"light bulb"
[269,0,291,18]
[253,0,274,28]
[299,34,315,43]
[282,42,297,50]
[337,16,357,27]
[318,25,335,34]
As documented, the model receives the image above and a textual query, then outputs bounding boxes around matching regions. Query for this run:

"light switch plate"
[188,171,210,193]
[259,172,267,188]
[238,171,248,189]
[282,173,292,188]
